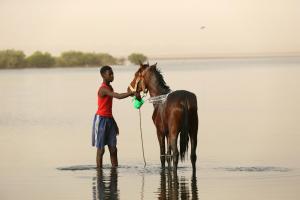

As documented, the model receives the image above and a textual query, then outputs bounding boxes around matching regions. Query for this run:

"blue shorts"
[92,115,118,148]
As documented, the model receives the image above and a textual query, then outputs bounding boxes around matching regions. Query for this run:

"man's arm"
[99,88,134,99]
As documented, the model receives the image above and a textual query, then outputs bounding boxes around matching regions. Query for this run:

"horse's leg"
[166,136,172,169]
[161,136,166,168]
[170,133,179,172]
[157,131,166,168]
[190,133,197,174]
[189,110,198,174]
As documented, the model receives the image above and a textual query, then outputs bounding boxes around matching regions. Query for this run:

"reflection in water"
[92,168,119,200]
[157,170,198,200]
[141,172,145,200]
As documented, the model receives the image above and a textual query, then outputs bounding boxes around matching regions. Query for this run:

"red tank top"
[96,82,113,117]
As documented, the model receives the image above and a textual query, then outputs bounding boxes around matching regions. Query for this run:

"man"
[92,65,134,168]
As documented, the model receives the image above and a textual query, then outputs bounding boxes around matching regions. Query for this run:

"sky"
[0,0,299,57]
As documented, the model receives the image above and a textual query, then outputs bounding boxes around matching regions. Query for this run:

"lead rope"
[139,108,147,167]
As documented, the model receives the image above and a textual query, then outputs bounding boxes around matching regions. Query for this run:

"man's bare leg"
[108,146,118,167]
[97,148,105,168]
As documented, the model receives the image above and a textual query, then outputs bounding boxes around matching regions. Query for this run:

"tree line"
[0,50,147,69]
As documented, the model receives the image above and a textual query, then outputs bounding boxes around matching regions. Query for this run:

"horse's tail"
[180,98,189,161]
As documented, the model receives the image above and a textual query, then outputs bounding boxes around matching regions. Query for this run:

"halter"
[128,76,141,92]
[128,72,148,94]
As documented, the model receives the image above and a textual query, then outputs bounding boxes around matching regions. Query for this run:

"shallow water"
[1,57,300,199]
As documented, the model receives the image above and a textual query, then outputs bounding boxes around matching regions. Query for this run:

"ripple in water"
[57,164,191,174]
[216,166,290,172]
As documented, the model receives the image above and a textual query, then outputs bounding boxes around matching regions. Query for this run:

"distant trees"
[56,51,120,67]
[56,51,85,67]
[128,53,148,65]
[26,51,55,68]
[97,53,119,66]
[0,49,26,69]
[0,49,147,69]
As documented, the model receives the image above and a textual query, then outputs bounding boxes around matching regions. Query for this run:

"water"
[1,57,300,199]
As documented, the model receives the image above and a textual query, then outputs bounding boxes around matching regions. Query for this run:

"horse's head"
[127,61,157,98]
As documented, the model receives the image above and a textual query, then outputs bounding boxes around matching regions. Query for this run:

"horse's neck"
[147,72,170,97]
[148,85,170,97]
[149,90,162,97]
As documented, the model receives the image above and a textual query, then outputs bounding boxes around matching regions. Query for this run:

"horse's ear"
[151,62,157,70]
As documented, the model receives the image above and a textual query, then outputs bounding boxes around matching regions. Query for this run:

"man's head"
[100,65,114,82]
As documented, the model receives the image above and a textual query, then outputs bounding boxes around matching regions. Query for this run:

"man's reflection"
[157,169,198,200]
[92,168,119,200]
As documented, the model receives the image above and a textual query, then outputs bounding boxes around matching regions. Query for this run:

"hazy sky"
[0,0,299,57]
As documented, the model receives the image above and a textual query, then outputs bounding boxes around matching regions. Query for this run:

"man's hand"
[135,92,142,100]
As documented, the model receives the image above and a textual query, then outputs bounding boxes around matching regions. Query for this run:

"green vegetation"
[0,50,26,69]
[53,51,121,67]
[26,51,55,68]
[0,49,147,69]
[128,53,148,65]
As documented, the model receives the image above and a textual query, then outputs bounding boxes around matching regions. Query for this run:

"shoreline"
[1,55,300,70]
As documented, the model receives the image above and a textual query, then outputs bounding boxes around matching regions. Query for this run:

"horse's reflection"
[92,168,119,200]
[157,170,198,200]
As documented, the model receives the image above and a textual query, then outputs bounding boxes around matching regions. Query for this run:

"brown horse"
[128,62,198,173]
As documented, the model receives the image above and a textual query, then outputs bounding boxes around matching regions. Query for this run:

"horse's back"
[168,90,197,110]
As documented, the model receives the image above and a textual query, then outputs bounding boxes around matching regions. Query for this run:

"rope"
[139,108,147,167]
[147,91,172,104]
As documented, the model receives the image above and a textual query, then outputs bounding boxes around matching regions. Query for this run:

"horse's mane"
[149,66,171,93]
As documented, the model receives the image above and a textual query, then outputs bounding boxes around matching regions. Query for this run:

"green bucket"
[133,96,145,109]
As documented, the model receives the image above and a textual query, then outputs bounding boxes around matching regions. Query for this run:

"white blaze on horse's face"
[128,72,141,92]
[128,75,138,92]
[128,67,148,94]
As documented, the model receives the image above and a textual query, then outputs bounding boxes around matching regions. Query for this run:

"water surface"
[1,57,300,199]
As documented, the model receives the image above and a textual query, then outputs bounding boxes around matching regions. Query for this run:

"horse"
[128,62,198,173]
